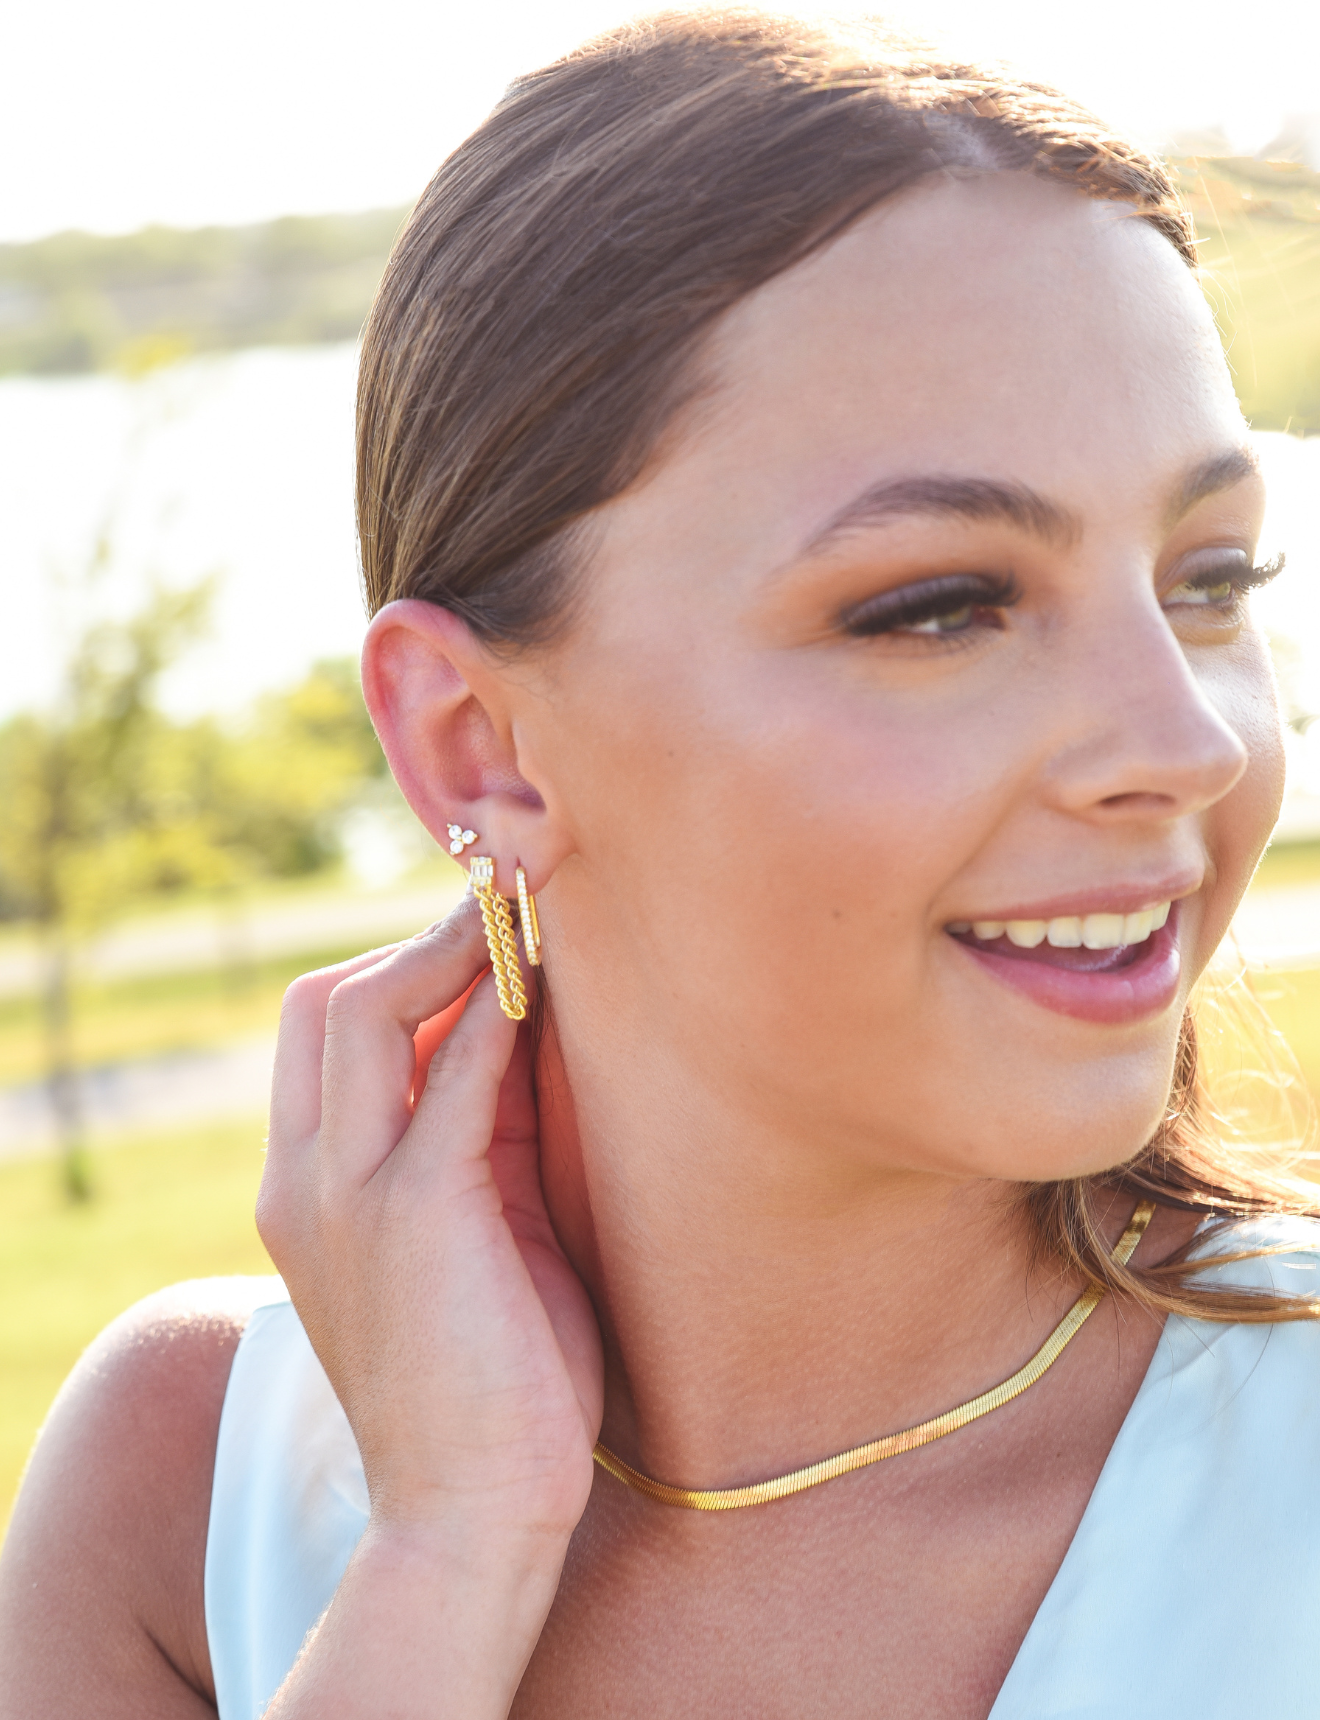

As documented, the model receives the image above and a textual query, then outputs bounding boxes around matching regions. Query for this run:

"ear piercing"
[447,823,477,857]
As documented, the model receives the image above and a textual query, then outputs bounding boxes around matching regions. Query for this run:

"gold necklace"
[593,1199,1155,1511]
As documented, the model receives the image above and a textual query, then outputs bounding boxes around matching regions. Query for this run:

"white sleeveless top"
[205,1220,1320,1718]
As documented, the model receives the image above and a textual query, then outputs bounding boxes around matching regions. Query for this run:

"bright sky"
[4,0,1317,243]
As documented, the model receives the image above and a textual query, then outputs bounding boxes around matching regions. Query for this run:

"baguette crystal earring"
[469,856,529,1021]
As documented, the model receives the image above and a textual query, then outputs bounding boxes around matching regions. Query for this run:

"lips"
[948,902,1183,1024]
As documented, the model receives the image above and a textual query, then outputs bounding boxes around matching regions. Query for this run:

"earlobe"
[360,599,570,897]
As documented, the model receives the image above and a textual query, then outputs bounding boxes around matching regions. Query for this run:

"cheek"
[668,656,1008,924]
[577,650,1019,1055]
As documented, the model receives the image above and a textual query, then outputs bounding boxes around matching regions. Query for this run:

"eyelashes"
[839,573,1021,639]
[1243,550,1286,590]
[1164,551,1286,610]
[838,552,1287,641]
[1184,551,1285,596]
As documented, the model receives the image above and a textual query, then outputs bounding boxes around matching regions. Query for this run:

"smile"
[947,901,1171,951]
[945,901,1183,1024]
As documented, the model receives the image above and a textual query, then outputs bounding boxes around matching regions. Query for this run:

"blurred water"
[0,344,365,721]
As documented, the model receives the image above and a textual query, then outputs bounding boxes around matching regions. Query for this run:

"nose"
[1044,599,1252,825]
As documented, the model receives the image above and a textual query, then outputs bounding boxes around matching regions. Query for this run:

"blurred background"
[2,0,1319,1528]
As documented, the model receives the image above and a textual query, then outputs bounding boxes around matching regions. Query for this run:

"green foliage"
[212,659,390,878]
[0,650,388,927]
[0,207,411,376]
[0,591,388,1197]
[0,583,214,929]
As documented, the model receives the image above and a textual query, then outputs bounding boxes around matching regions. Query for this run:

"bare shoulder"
[0,1275,280,1718]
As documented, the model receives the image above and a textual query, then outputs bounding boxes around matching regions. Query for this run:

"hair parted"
[357,6,1319,1323]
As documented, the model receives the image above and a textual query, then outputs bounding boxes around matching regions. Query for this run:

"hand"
[258,897,604,1553]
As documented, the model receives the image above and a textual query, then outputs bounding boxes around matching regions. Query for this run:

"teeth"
[955,901,1171,948]
[1006,920,1047,947]
[1123,909,1153,944]
[1081,913,1126,949]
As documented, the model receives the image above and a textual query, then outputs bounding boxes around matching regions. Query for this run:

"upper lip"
[946,876,1201,925]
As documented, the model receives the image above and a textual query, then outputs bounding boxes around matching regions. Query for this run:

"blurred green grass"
[0,1118,272,1537]
[1253,839,1320,890]
[1246,966,1320,1100]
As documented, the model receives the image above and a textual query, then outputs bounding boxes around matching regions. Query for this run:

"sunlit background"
[2,0,1319,1528]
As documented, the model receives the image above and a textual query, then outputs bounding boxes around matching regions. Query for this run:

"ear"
[361,599,572,897]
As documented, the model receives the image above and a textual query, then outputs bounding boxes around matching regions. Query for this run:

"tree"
[0,636,395,1198]
[0,582,215,1196]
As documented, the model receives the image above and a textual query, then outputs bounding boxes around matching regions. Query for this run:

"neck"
[535,1011,1083,1493]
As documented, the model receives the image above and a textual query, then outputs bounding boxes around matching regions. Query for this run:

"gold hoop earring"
[515,866,541,967]
[469,856,528,1021]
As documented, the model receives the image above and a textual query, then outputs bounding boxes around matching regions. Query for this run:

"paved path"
[0,874,467,1159]
[0,1035,277,1160]
[4,882,1320,1161]
[0,874,467,1000]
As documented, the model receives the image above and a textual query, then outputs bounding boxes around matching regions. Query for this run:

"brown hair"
[357,7,1319,1321]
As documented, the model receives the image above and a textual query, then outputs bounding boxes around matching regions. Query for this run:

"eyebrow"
[801,447,1263,559]
[1166,447,1261,529]
[804,476,1081,555]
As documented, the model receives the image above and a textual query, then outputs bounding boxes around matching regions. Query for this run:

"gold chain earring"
[469,856,529,1021]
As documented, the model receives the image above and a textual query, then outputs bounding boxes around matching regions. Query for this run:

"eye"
[1165,574,1237,608]
[1164,552,1285,611]
[904,603,975,635]
[841,574,1021,639]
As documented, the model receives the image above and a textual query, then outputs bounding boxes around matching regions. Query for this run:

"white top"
[205,1220,1320,1718]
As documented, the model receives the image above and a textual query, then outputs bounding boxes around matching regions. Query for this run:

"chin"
[975,1100,1174,1186]
[906,1058,1178,1186]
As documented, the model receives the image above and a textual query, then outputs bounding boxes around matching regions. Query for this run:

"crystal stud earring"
[447,823,478,858]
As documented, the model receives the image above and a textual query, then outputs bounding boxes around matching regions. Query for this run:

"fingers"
[401,973,519,1174]
[412,982,479,1106]
[269,943,403,1147]
[318,899,510,1186]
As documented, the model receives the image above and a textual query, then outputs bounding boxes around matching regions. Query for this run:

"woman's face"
[520,170,1284,1184]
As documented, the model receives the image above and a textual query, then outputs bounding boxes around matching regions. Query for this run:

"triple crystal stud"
[447,823,478,857]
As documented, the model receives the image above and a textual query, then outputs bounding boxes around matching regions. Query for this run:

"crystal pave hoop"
[515,866,542,966]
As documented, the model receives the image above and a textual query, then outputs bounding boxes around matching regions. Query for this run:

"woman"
[3,10,1318,1716]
